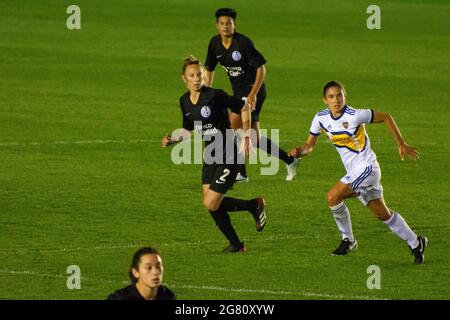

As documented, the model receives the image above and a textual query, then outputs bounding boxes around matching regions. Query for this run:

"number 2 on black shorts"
[218,168,230,183]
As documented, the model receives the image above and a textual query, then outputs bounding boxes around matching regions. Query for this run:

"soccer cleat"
[410,236,428,264]
[332,238,358,256]
[251,197,267,232]
[222,243,246,253]
[235,172,249,183]
[285,157,300,181]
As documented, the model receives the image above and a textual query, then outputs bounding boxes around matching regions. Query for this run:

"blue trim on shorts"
[351,166,373,190]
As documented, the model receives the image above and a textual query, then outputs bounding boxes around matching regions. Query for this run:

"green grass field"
[1,0,449,300]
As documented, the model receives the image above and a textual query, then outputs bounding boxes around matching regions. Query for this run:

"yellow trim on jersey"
[330,126,367,152]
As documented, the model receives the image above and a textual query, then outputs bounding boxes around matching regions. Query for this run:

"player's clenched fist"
[288,146,302,158]
[161,134,172,147]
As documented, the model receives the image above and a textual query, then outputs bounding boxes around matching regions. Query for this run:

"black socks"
[209,209,241,247]
[258,136,294,165]
[209,197,258,247]
[220,197,258,212]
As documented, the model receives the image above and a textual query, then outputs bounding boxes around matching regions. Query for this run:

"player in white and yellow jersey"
[289,81,428,264]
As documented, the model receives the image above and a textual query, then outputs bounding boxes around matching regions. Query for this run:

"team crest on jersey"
[232,51,242,61]
[200,106,211,118]
[343,122,349,129]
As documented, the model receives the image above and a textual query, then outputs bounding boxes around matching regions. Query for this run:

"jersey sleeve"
[158,286,177,300]
[309,114,321,136]
[204,37,218,71]
[243,37,266,69]
[105,292,120,300]
[180,97,194,131]
[216,89,245,113]
[105,288,126,300]
[355,109,374,125]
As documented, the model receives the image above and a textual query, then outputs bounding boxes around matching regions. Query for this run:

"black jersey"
[204,32,266,92]
[106,284,176,300]
[180,86,245,164]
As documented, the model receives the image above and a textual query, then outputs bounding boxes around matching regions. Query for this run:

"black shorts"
[202,164,239,194]
[231,83,267,122]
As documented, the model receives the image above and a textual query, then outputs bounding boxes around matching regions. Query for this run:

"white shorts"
[340,163,383,206]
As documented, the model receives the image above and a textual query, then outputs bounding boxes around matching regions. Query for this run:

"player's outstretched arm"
[372,111,420,160]
[288,134,318,158]
[161,129,192,147]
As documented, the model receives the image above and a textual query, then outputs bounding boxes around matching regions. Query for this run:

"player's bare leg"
[366,197,391,221]
[251,120,260,142]
[229,113,248,182]
[202,184,224,212]
[229,112,242,130]
[326,181,359,206]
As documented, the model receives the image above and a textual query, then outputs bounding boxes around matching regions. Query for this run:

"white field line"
[3,235,308,254]
[0,269,127,285]
[176,284,388,300]
[0,138,296,147]
[0,269,388,300]
[0,139,157,147]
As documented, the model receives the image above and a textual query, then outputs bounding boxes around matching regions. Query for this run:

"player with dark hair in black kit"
[161,56,266,253]
[204,8,300,182]
[106,247,176,300]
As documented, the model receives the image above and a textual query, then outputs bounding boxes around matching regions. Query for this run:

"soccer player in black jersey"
[161,56,267,253]
[204,8,300,182]
[107,247,176,300]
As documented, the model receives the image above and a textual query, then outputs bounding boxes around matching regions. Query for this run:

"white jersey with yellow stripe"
[309,105,377,172]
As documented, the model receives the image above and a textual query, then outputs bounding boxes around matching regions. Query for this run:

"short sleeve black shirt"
[204,32,266,92]
[106,285,176,300]
[180,86,245,164]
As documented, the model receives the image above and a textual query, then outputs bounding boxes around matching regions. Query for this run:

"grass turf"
[0,0,449,299]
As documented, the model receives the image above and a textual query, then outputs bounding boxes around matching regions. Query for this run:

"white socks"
[330,202,354,242]
[384,211,419,248]
[329,203,419,249]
